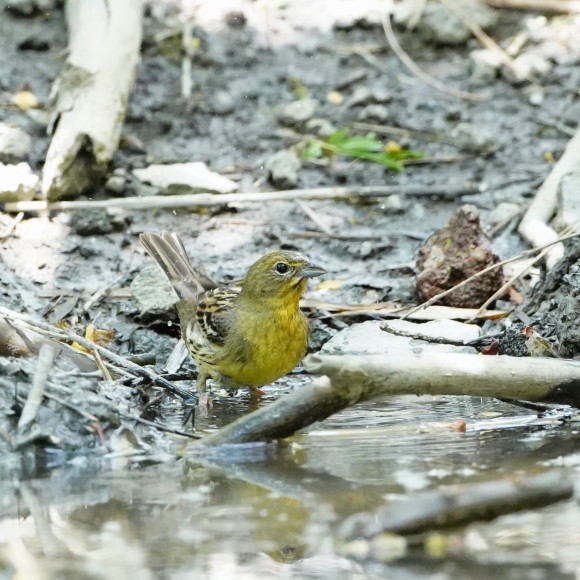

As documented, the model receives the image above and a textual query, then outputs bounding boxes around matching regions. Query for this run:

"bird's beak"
[301,262,327,278]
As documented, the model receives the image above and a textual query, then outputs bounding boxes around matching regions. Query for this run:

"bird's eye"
[275,262,289,274]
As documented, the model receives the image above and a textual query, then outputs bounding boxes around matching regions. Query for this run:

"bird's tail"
[140,231,217,303]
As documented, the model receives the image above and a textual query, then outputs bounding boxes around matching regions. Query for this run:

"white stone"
[133,162,238,194]
[0,162,38,202]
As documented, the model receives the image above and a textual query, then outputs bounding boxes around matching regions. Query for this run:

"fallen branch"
[42,0,144,200]
[198,351,580,446]
[0,184,482,214]
[478,0,580,12]
[518,125,580,269]
[340,470,572,539]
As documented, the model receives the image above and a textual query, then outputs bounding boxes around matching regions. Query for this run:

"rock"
[277,99,318,127]
[380,194,405,215]
[357,104,389,123]
[0,123,32,163]
[348,86,391,107]
[209,90,235,115]
[320,319,479,356]
[105,171,127,194]
[450,123,496,153]
[416,204,503,308]
[395,0,497,46]
[265,150,300,189]
[489,202,521,227]
[0,162,38,202]
[133,162,238,194]
[469,49,501,86]
[69,209,115,236]
[504,53,551,84]
[224,10,246,28]
[305,118,337,138]
[131,265,177,316]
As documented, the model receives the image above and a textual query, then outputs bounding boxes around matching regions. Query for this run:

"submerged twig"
[340,470,573,539]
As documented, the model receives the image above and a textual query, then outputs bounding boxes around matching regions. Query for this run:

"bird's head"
[240,250,326,303]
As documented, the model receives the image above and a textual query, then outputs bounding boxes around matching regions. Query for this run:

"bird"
[140,231,326,403]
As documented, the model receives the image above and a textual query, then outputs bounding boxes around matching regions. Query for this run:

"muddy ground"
[1,1,580,578]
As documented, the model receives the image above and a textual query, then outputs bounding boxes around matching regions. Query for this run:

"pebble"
[265,150,301,189]
[489,202,521,226]
[277,98,318,127]
[504,53,552,83]
[450,123,496,153]
[131,265,177,316]
[357,104,389,123]
[0,123,32,163]
[348,86,391,107]
[380,194,405,215]
[305,118,337,138]
[469,49,501,86]
[210,90,235,115]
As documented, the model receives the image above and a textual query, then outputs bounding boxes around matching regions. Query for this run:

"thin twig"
[402,230,580,319]
[351,121,457,145]
[380,9,486,102]
[470,225,577,319]
[439,0,518,74]
[18,344,57,429]
[0,211,23,239]
[294,199,334,236]
[83,274,125,313]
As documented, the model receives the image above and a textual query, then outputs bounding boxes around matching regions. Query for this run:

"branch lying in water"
[199,351,580,446]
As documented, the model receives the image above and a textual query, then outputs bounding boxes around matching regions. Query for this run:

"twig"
[351,121,457,145]
[439,0,518,75]
[401,230,580,320]
[0,184,484,213]
[478,0,580,13]
[470,225,576,319]
[294,199,334,236]
[82,274,125,313]
[0,306,195,403]
[122,413,201,439]
[18,344,57,430]
[380,10,486,102]
[0,211,23,239]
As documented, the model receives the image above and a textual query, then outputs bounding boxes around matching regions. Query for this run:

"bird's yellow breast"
[218,302,309,387]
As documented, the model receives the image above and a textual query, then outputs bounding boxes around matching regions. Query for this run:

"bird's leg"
[248,386,266,397]
[196,369,211,407]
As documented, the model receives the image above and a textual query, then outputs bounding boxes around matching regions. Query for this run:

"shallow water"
[1,390,579,580]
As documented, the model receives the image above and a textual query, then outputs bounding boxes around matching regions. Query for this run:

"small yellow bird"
[140,231,326,402]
